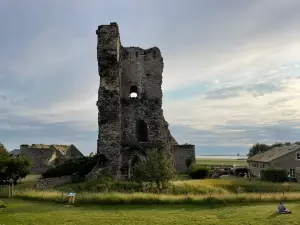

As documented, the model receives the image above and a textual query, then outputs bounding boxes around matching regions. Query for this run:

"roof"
[24,144,83,157]
[10,149,21,155]
[248,145,300,163]
[28,144,71,153]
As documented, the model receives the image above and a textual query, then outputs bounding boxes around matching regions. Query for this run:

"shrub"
[185,158,193,169]
[233,167,248,177]
[261,168,288,182]
[0,151,31,185]
[188,164,209,179]
[132,147,175,190]
[42,155,99,178]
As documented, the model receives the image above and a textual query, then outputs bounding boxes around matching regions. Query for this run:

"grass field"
[196,158,247,166]
[0,199,299,225]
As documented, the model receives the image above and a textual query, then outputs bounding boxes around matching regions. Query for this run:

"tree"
[0,152,31,185]
[0,142,7,153]
[7,155,31,184]
[132,147,175,190]
[247,143,270,158]
[185,158,193,171]
[247,142,298,158]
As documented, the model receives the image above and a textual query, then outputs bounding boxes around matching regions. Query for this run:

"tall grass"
[12,189,300,206]
[54,178,300,195]
[172,179,300,194]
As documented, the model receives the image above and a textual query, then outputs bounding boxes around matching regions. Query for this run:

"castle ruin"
[96,22,195,179]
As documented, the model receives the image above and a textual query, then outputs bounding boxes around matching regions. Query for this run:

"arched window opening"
[136,119,148,142]
[131,154,141,168]
[130,85,138,98]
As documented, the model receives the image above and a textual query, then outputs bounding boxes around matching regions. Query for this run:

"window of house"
[289,169,296,178]
[296,153,300,160]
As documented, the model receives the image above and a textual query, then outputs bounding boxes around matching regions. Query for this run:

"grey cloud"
[170,122,300,155]
[0,115,97,155]
[204,81,283,99]
[1,0,300,155]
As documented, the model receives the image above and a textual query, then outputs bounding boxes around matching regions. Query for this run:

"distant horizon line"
[197,154,247,156]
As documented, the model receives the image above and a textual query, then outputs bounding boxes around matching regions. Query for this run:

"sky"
[1,0,300,156]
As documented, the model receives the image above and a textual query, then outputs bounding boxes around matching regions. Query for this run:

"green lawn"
[196,158,247,166]
[0,199,299,225]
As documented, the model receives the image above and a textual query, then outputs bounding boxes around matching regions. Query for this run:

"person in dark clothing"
[278,202,291,213]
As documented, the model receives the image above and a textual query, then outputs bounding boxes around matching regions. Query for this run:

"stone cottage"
[248,144,300,179]
[20,144,84,174]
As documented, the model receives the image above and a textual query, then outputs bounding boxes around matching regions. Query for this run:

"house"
[247,145,300,178]
[20,144,84,174]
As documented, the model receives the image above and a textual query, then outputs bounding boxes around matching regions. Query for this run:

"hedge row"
[261,168,288,182]
[188,164,210,179]
[42,156,98,178]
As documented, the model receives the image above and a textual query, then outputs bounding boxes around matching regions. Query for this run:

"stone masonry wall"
[171,145,196,173]
[34,176,72,190]
[120,47,169,147]
[20,145,55,174]
[96,22,122,179]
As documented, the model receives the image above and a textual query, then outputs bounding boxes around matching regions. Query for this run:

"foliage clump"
[0,151,31,185]
[187,164,210,179]
[261,168,288,182]
[131,147,175,190]
[42,156,99,179]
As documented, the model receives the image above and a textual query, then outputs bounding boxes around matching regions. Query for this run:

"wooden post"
[8,185,12,197]
[67,193,76,205]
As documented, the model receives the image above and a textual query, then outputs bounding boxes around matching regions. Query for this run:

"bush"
[42,156,99,179]
[261,168,288,182]
[132,148,175,190]
[188,164,209,179]
[185,158,193,169]
[233,167,248,177]
[0,151,31,185]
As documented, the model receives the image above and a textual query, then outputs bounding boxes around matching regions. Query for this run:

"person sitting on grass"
[278,202,291,213]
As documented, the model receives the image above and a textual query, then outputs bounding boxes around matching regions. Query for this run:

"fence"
[0,184,14,197]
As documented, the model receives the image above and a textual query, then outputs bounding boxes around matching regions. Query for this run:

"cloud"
[163,75,300,150]
[1,0,300,155]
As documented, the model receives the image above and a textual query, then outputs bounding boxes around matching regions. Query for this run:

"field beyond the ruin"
[0,199,299,225]
[196,157,247,166]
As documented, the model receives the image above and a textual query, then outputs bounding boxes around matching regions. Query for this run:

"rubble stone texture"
[96,22,195,178]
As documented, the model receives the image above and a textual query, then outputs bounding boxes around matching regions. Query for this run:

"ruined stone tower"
[96,22,195,179]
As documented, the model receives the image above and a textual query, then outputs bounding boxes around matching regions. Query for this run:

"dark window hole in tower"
[135,52,138,57]
[130,85,138,98]
[136,119,148,142]
[131,154,143,168]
